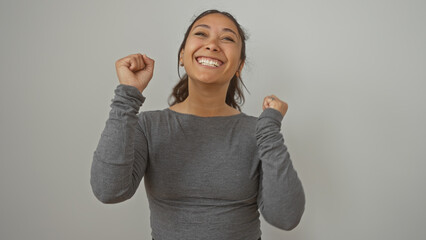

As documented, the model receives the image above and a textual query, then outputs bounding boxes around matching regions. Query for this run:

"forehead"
[191,13,239,35]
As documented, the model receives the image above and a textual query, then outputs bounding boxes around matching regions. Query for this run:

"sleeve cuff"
[114,84,146,103]
[259,108,284,123]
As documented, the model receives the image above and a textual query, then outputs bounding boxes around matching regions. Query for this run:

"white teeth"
[197,58,221,67]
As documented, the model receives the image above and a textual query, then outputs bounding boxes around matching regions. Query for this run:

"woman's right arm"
[90,84,148,203]
[90,53,155,203]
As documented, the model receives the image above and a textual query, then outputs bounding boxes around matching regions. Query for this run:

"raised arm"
[90,84,149,203]
[255,98,305,230]
[90,53,155,203]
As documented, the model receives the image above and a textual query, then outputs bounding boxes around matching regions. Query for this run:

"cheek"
[228,54,242,71]
[225,46,242,65]
[185,37,202,50]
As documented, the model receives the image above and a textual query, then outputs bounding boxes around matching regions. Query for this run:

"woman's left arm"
[255,96,306,230]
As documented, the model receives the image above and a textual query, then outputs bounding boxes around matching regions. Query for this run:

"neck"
[173,78,239,117]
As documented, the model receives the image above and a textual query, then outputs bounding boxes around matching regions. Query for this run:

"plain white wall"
[1,0,425,239]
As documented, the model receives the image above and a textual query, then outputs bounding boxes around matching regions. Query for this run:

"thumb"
[142,54,155,72]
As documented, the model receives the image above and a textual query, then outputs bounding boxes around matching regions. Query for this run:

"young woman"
[91,9,305,240]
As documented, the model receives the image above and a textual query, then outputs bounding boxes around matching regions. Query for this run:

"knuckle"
[115,59,124,66]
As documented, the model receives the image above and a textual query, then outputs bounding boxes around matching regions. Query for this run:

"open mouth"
[196,57,224,68]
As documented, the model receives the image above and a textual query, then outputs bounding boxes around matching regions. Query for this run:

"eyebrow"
[193,24,238,38]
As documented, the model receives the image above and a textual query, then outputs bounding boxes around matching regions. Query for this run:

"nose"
[205,38,220,52]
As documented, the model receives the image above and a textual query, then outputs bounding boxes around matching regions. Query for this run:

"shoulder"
[135,109,166,132]
[235,113,258,139]
[238,112,257,126]
[138,109,166,119]
[137,109,170,125]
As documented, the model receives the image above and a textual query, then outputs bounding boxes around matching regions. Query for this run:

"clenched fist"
[115,53,155,93]
[262,95,288,117]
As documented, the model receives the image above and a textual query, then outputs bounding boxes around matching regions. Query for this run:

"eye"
[194,32,206,37]
[223,37,235,42]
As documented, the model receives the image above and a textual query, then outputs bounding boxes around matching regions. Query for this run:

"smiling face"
[181,13,244,85]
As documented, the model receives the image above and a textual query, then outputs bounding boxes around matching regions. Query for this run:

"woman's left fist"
[262,95,288,117]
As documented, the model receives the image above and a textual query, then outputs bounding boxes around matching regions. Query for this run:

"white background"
[1,0,425,239]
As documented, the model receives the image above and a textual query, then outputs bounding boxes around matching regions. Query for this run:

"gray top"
[90,84,305,240]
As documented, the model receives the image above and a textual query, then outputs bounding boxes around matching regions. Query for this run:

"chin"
[189,74,225,85]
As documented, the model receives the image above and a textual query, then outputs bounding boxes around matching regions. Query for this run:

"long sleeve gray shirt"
[90,84,305,240]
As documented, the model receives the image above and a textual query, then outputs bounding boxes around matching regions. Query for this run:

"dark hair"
[168,9,249,111]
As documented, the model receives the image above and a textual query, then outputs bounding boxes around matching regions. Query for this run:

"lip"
[196,56,224,63]
[195,56,225,68]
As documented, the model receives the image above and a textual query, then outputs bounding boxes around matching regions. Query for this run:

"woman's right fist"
[115,53,155,92]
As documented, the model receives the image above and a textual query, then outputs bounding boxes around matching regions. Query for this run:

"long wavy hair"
[168,9,249,111]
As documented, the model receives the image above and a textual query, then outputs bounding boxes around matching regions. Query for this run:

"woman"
[91,9,305,240]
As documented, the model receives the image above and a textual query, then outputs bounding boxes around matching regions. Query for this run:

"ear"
[179,50,185,66]
[180,49,184,60]
[238,60,245,73]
